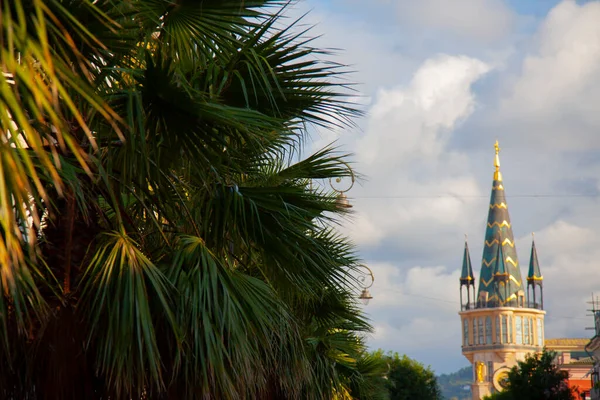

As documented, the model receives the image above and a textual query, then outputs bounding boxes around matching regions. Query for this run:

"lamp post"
[357,264,375,305]
[327,162,372,303]
[328,161,355,209]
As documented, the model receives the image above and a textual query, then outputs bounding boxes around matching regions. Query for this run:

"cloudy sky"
[289,0,600,374]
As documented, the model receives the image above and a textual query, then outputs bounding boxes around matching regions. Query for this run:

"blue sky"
[289,0,600,374]
[506,0,560,15]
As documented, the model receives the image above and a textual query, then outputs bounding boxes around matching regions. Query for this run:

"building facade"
[547,338,593,399]
[458,142,545,400]
[585,306,600,399]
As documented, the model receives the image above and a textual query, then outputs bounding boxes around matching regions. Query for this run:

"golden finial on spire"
[494,140,502,181]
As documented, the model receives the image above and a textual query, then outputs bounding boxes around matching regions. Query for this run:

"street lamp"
[357,264,375,305]
[329,161,355,209]
[327,162,372,303]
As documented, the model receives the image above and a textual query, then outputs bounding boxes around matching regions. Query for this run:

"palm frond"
[79,230,176,396]
[0,0,122,350]
[165,234,307,398]
[0,1,376,398]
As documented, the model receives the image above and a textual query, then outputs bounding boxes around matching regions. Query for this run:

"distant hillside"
[437,366,472,400]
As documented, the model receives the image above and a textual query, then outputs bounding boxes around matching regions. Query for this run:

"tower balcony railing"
[461,301,544,311]
[527,302,543,310]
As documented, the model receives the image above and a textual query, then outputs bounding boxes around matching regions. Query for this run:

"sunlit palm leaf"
[80,230,176,396]
[0,0,122,349]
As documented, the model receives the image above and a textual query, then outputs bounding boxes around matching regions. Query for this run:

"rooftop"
[545,338,589,350]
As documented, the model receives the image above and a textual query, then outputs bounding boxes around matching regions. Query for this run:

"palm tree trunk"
[41,191,100,295]
[34,193,101,398]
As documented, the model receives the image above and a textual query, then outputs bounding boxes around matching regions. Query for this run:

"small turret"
[527,233,543,309]
[460,236,476,310]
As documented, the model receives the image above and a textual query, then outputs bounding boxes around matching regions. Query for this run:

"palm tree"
[0,1,381,399]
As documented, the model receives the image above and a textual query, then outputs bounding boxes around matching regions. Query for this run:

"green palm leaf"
[80,230,176,396]
[165,235,307,398]
[0,0,382,398]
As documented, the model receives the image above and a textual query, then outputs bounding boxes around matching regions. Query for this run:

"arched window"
[463,318,469,346]
[508,316,513,343]
[516,316,523,344]
[478,318,484,345]
[537,318,543,346]
[473,318,477,344]
[486,317,492,344]
[502,315,508,343]
[495,316,500,343]
[524,317,530,344]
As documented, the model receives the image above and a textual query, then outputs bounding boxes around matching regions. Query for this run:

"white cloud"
[366,262,464,372]
[346,55,490,249]
[366,262,459,310]
[368,56,489,142]
[348,0,600,373]
[519,220,600,339]
[394,0,516,43]
[360,56,490,164]
[297,0,600,374]
[498,0,600,149]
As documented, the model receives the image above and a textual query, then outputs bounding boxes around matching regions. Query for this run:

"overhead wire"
[341,176,596,322]
[374,287,589,321]
[352,194,600,199]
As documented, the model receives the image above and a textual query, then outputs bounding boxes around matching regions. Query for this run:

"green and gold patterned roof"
[476,142,524,307]
[527,236,543,284]
[493,241,508,278]
[460,239,475,285]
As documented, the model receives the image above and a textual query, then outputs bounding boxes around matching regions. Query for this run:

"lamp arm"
[328,160,355,194]
[357,265,374,289]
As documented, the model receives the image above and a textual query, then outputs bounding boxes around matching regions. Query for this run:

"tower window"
[502,315,508,343]
[508,316,513,343]
[516,316,523,344]
[495,316,500,343]
[486,317,492,344]
[524,317,530,344]
[530,318,534,344]
[478,318,484,345]
[473,318,477,344]
[463,318,469,346]
[537,318,543,346]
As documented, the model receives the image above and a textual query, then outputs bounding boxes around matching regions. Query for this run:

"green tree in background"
[0,0,385,399]
[484,350,579,400]
[437,366,473,400]
[372,350,442,400]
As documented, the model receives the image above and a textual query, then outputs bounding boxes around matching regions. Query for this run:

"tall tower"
[458,142,545,400]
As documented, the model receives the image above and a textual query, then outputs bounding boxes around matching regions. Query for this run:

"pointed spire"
[527,233,543,285]
[492,242,510,307]
[460,236,475,285]
[494,140,502,181]
[477,141,524,308]
[493,238,508,278]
